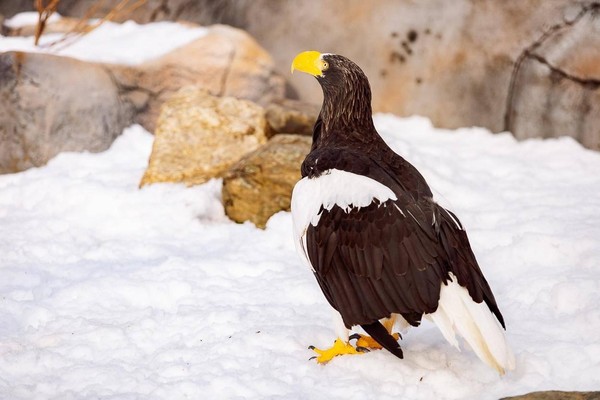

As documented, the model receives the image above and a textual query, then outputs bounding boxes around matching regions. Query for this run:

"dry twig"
[37,0,148,50]
[34,0,61,45]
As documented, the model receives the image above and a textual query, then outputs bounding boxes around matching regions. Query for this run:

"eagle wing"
[304,188,504,329]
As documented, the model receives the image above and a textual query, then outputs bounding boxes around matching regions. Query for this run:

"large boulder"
[0,2,32,19]
[139,87,271,187]
[0,51,134,173]
[238,0,600,151]
[265,99,319,136]
[506,6,600,149]
[222,134,311,228]
[108,24,285,133]
[501,391,600,400]
[22,0,600,150]
[0,22,285,174]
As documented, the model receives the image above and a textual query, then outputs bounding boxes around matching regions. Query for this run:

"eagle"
[290,51,515,374]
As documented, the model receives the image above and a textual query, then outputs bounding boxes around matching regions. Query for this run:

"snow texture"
[1,117,599,399]
[1,17,600,399]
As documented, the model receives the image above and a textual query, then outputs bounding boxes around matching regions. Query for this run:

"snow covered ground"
[1,13,600,400]
[1,118,599,399]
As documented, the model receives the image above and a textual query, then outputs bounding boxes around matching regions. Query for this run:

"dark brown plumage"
[291,52,510,368]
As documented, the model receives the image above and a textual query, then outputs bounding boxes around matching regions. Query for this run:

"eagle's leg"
[308,311,364,363]
[308,338,362,363]
[351,315,401,349]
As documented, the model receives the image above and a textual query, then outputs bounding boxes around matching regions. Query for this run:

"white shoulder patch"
[291,169,397,269]
[426,273,516,374]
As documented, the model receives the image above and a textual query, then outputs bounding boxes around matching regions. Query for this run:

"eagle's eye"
[321,60,329,71]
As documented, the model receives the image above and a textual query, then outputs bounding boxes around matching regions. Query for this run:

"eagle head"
[291,51,373,130]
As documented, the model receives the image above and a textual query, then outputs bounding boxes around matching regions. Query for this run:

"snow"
[2,14,600,399]
[3,11,62,28]
[1,13,207,64]
[1,118,599,399]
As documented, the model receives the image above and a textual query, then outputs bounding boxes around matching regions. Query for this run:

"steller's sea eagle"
[290,50,515,374]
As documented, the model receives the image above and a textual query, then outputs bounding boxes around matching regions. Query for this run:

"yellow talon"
[355,333,401,350]
[309,338,361,363]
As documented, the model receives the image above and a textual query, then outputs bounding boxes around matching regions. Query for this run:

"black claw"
[308,345,315,350]
[349,333,361,341]
[361,322,404,360]
[356,346,370,353]
[309,356,317,361]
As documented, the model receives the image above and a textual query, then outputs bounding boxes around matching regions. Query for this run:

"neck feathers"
[318,66,376,143]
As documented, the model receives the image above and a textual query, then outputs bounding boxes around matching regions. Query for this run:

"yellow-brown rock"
[222,134,312,228]
[108,24,285,133]
[501,391,600,400]
[140,87,270,187]
[9,1,600,150]
[265,99,320,136]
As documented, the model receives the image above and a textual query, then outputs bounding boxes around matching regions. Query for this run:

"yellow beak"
[291,51,323,76]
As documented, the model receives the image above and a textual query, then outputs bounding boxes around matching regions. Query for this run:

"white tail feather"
[427,273,516,374]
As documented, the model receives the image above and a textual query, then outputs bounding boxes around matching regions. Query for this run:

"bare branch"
[34,0,61,45]
[40,0,148,51]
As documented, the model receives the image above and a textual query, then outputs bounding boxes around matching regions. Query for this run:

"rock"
[7,2,598,149]
[139,87,271,187]
[108,24,285,133]
[0,2,33,19]
[501,391,600,400]
[36,0,600,150]
[265,99,319,135]
[506,6,600,150]
[0,21,285,174]
[0,51,134,174]
[3,19,285,135]
[48,0,249,26]
[222,134,311,228]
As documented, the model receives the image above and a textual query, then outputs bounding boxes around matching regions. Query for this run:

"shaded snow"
[0,13,207,64]
[1,118,599,399]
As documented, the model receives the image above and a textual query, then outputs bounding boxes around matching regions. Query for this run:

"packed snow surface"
[1,117,599,399]
[0,13,207,64]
